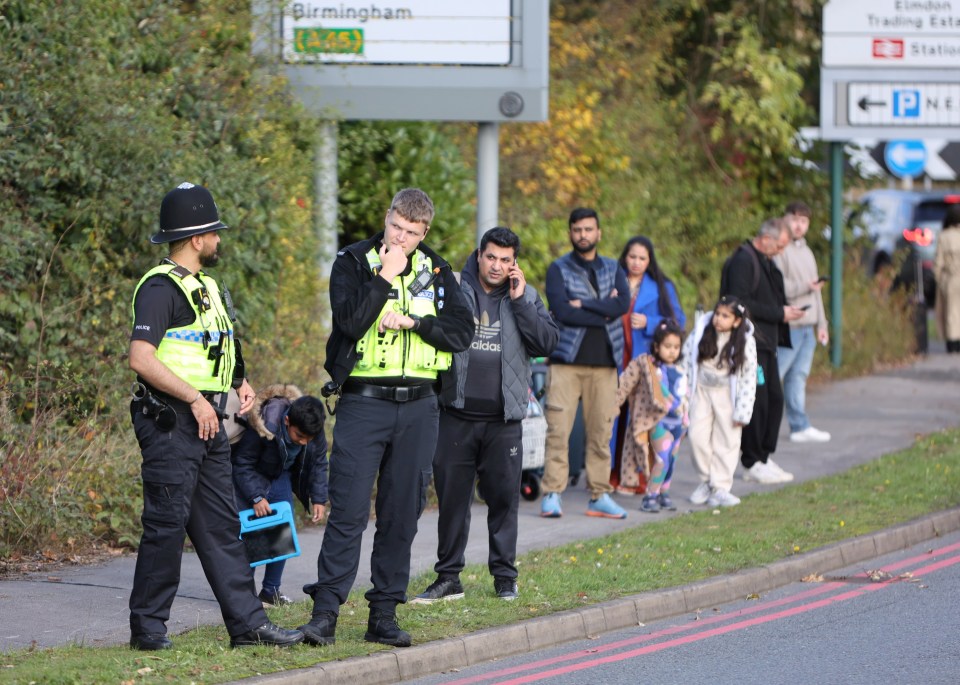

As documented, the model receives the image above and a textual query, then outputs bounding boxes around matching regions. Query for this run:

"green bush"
[0,0,925,561]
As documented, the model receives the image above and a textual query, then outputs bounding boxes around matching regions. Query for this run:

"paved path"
[2,348,960,655]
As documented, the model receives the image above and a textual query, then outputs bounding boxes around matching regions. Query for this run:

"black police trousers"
[304,391,439,613]
[432,412,522,580]
[128,402,266,637]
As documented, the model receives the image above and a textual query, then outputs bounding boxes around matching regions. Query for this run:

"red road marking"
[439,540,960,685]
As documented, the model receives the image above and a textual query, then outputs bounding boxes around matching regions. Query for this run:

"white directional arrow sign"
[848,82,960,127]
[886,141,926,168]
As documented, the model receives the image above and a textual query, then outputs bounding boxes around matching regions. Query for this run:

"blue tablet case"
[238,500,301,568]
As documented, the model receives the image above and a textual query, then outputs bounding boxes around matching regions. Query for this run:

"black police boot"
[298,609,337,646]
[229,620,304,648]
[364,607,411,647]
[130,633,173,651]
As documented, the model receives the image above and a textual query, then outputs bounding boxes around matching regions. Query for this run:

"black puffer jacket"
[231,384,328,511]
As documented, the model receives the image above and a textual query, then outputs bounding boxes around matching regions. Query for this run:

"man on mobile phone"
[774,201,831,444]
[412,227,558,605]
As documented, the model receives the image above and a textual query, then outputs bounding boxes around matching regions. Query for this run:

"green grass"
[3,429,960,684]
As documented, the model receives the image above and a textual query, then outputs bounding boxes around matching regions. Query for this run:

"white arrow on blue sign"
[883,140,927,179]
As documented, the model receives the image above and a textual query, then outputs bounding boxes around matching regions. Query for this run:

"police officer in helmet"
[127,182,304,650]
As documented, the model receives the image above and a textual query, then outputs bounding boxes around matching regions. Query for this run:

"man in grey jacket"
[413,227,559,603]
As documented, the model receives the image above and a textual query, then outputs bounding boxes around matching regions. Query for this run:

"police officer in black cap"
[127,182,304,650]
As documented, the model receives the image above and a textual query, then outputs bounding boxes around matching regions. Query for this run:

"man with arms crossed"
[540,208,630,519]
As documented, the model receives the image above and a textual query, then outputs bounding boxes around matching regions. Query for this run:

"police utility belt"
[132,382,229,430]
[341,380,436,403]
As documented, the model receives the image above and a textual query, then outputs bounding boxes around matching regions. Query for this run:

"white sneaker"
[689,482,712,505]
[707,489,741,507]
[743,461,789,484]
[790,426,831,443]
[765,459,795,482]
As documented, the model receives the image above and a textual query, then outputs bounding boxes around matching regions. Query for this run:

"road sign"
[798,129,960,181]
[824,36,960,68]
[252,0,550,123]
[281,1,512,65]
[823,0,960,68]
[847,82,960,127]
[823,1,958,34]
[883,140,927,178]
[821,68,960,140]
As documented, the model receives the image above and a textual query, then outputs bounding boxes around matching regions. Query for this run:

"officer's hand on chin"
[379,242,407,281]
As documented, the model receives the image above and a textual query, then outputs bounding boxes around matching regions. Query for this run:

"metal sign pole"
[315,120,338,276]
[476,122,500,247]
[829,141,844,368]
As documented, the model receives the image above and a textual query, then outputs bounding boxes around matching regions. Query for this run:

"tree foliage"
[0,0,905,559]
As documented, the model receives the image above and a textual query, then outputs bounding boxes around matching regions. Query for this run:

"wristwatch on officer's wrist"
[252,496,263,505]
[410,314,422,331]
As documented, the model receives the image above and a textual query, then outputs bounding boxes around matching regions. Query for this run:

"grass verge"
[3,429,960,684]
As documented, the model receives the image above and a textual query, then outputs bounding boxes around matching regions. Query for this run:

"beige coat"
[934,227,960,341]
[614,354,672,478]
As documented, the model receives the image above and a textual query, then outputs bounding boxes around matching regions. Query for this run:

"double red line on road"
[441,541,960,685]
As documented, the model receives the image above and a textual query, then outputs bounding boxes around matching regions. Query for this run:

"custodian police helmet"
[151,182,229,244]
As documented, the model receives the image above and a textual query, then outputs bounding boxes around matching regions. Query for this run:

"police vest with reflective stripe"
[132,265,235,392]
[352,248,451,380]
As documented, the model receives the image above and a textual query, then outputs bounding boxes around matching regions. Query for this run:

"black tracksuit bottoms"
[432,412,523,581]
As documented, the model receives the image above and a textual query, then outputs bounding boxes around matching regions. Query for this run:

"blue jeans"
[777,326,816,433]
[261,470,294,592]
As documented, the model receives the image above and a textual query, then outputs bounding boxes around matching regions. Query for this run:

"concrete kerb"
[396,639,468,681]
[234,508,960,685]
[461,622,529,664]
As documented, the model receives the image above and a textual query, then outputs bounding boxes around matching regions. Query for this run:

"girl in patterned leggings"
[613,320,689,514]
[639,321,689,512]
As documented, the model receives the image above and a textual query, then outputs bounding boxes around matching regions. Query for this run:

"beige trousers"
[687,381,742,493]
[541,364,618,498]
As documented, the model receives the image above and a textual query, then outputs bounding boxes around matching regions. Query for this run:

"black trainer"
[494,576,519,600]
[130,633,172,651]
[229,621,304,648]
[410,576,465,604]
[298,610,337,646]
[364,608,411,647]
[258,588,293,606]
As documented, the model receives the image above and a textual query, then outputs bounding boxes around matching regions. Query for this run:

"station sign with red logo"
[824,0,960,68]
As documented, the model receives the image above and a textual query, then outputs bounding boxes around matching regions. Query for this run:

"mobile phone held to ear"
[511,277,519,289]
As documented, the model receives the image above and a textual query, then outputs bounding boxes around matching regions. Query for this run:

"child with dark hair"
[613,319,689,513]
[232,384,329,605]
[683,297,757,508]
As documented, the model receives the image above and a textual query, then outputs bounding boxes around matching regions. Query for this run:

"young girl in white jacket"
[683,296,757,507]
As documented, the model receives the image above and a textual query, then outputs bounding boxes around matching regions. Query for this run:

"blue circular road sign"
[884,140,927,179]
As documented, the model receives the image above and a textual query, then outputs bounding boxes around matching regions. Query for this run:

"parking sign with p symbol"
[893,89,921,118]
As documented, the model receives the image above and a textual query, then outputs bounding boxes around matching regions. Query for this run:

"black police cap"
[151,182,229,244]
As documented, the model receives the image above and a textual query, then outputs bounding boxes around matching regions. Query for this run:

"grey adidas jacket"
[439,253,559,421]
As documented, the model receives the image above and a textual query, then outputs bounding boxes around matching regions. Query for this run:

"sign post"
[253,1,550,258]
[819,0,960,365]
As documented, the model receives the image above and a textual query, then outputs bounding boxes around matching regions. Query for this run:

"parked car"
[850,189,960,306]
